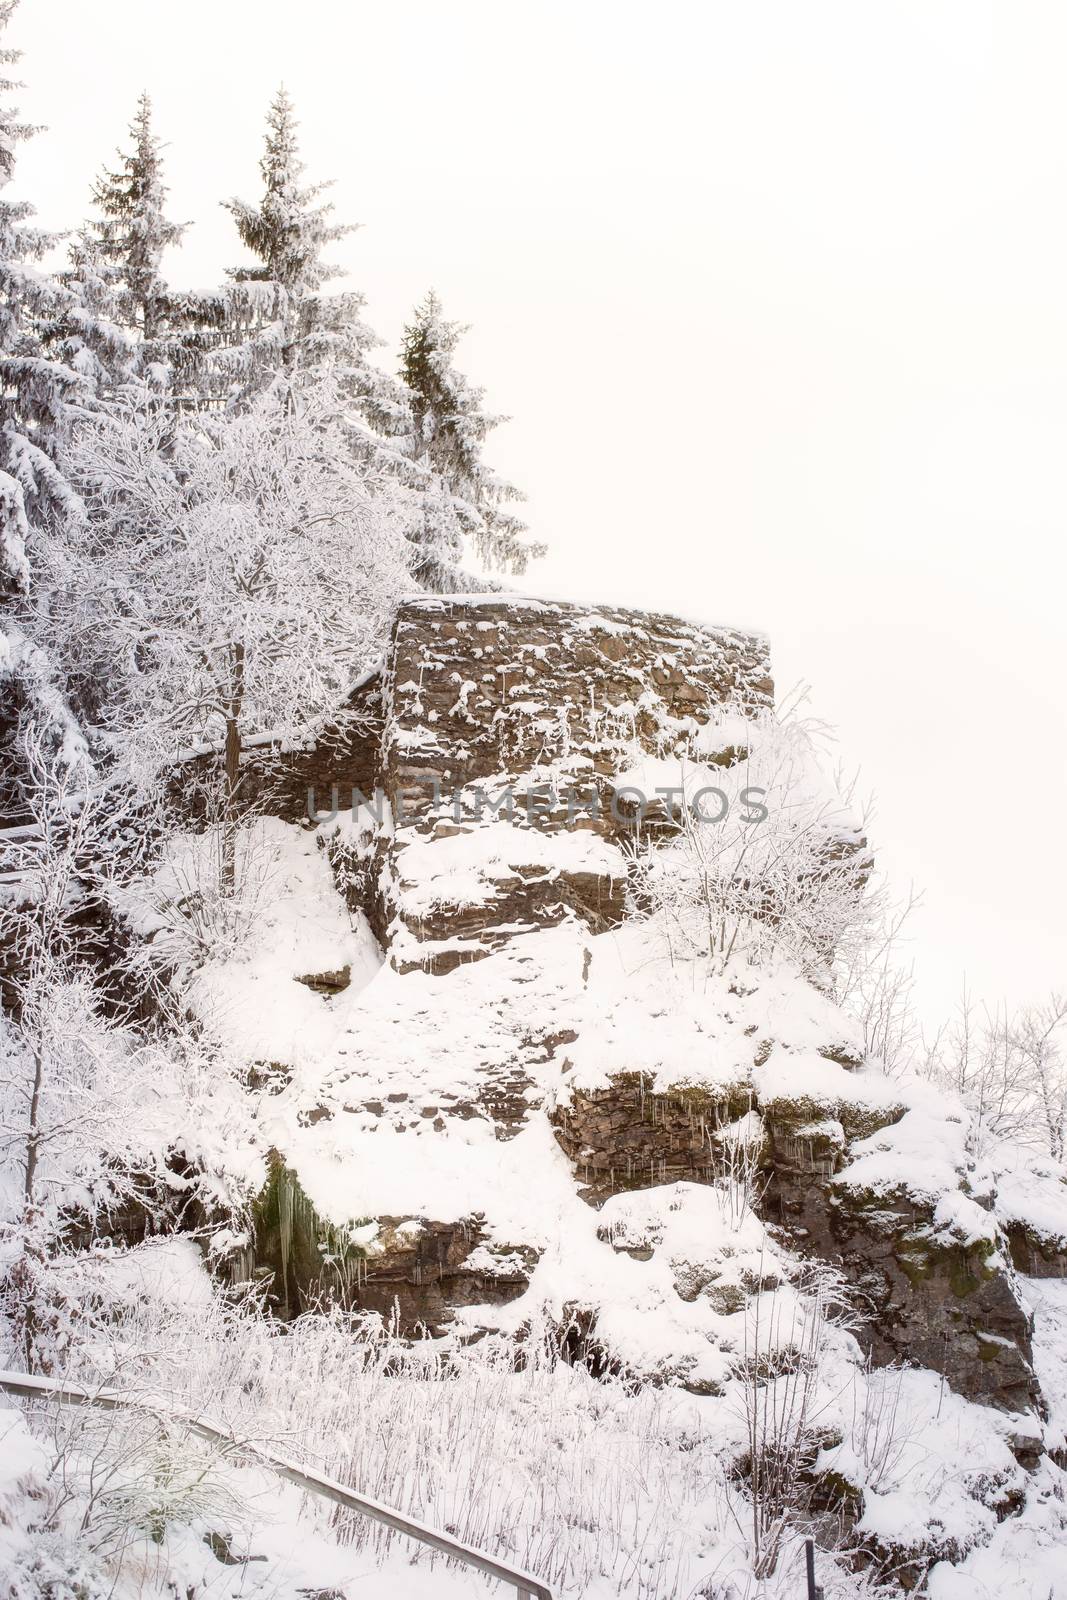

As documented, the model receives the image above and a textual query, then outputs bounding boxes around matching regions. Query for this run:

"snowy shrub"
[630,707,875,987]
[924,987,1067,1161]
[730,1263,860,1579]
[113,819,284,979]
[0,733,256,1375]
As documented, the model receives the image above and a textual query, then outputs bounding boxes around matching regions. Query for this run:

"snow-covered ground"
[8,809,1044,1600]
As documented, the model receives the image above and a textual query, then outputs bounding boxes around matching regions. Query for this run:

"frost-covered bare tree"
[36,379,409,890]
[0,724,258,1374]
[0,974,165,1372]
[835,886,923,1075]
[732,1263,858,1579]
[0,729,168,1371]
[1012,996,1067,1162]
[633,708,875,985]
[924,986,1067,1159]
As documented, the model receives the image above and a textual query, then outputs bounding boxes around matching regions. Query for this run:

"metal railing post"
[804,1537,823,1600]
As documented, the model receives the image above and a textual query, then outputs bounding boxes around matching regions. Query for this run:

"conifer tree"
[86,92,186,382]
[44,230,135,399]
[0,0,90,797]
[228,87,344,302]
[218,87,394,416]
[0,1,81,596]
[399,290,539,589]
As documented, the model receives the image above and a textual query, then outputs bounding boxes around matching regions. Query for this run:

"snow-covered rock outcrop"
[87,592,1067,1595]
[157,596,1047,1438]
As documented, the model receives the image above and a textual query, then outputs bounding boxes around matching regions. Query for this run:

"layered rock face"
[374,596,772,970]
[762,1106,1040,1417]
[241,596,777,1321]
[225,595,1048,1429]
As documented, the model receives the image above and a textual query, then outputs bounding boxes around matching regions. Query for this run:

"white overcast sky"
[11,0,1066,1026]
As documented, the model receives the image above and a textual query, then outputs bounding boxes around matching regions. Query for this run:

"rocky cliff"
[183,594,1060,1447]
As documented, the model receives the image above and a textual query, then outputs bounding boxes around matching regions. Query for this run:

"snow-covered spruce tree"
[228,87,346,309]
[41,229,137,404]
[398,289,540,589]
[44,377,408,891]
[197,87,403,432]
[0,0,93,809]
[81,92,187,386]
[31,106,170,410]
[0,1,79,593]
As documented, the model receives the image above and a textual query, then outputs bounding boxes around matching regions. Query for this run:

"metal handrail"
[0,1370,551,1600]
